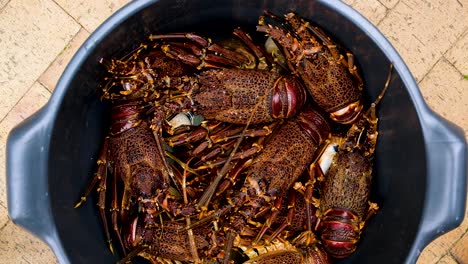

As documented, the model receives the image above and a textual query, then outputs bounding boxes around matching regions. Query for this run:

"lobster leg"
[192,123,277,170]
[361,202,379,229]
[196,100,263,208]
[167,120,274,153]
[215,158,253,197]
[232,27,277,70]
[74,138,115,254]
[111,164,127,255]
[163,43,243,69]
[255,188,302,244]
[345,52,363,86]
[253,196,284,244]
[73,138,108,208]
[195,142,263,170]
[150,32,252,69]
[166,126,209,147]
[167,122,242,148]
[295,163,322,246]
[210,124,275,144]
[192,140,237,166]
[149,32,210,46]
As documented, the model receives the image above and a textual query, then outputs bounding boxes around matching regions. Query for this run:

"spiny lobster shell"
[245,106,330,199]
[192,68,308,124]
[320,151,372,218]
[318,148,373,258]
[245,246,330,264]
[109,104,170,199]
[257,12,364,124]
[129,221,214,262]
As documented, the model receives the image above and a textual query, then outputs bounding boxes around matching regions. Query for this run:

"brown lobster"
[77,31,309,258]
[141,28,309,125]
[121,219,220,263]
[317,65,393,258]
[257,12,364,125]
[245,245,330,264]
[122,217,330,264]
[74,102,197,256]
[183,105,331,263]
[78,36,311,260]
[236,187,330,264]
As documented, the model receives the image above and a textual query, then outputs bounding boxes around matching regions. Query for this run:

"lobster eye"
[258,178,268,189]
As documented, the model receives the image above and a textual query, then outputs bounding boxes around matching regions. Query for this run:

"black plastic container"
[6,0,467,263]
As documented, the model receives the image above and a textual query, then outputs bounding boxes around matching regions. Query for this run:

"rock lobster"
[258,11,364,125]
[317,65,393,258]
[74,10,391,264]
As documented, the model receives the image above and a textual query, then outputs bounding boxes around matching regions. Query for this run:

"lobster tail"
[271,75,308,119]
[304,245,332,264]
[110,103,144,135]
[296,106,331,145]
[319,208,361,258]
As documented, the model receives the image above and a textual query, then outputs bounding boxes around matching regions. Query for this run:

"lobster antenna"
[197,94,266,209]
[185,217,201,263]
[372,63,393,108]
[116,244,148,264]
[261,11,302,43]
[197,110,255,208]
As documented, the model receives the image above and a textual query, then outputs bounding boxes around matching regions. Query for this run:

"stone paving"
[0,0,467,263]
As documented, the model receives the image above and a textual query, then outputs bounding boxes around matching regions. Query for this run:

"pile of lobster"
[75,11,392,264]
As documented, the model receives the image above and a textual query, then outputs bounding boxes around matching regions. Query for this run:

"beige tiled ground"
[0,0,467,263]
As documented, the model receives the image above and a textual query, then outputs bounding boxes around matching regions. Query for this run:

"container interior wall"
[48,0,426,263]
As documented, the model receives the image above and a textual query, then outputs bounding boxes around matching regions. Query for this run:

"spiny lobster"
[317,65,393,258]
[182,105,331,264]
[103,28,308,125]
[77,10,392,263]
[73,102,198,255]
[75,30,310,260]
[257,11,364,125]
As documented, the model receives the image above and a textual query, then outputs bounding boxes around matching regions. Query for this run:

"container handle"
[409,111,467,263]
[6,106,57,243]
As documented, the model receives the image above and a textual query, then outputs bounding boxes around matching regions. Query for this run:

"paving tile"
[54,0,130,33]
[0,0,9,10]
[378,0,400,9]
[437,254,459,264]
[0,82,51,213]
[0,0,80,119]
[451,230,468,264]
[0,221,56,264]
[0,204,8,231]
[347,0,388,26]
[445,29,468,75]
[340,0,355,5]
[418,58,468,136]
[378,0,468,81]
[418,245,443,264]
[418,227,465,264]
[39,27,90,92]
